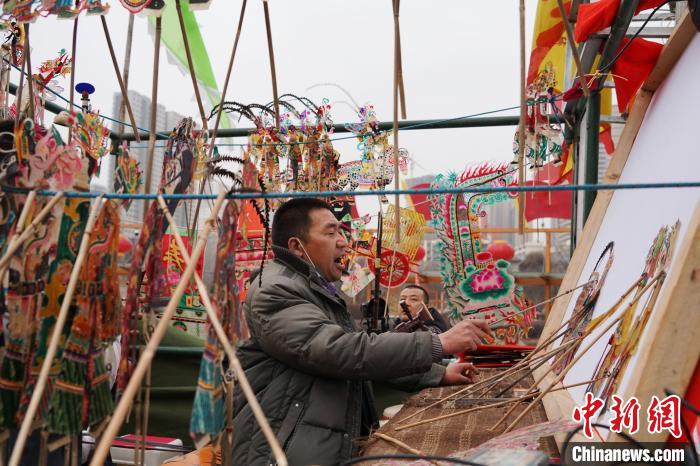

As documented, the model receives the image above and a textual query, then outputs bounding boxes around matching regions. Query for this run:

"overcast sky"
[29,0,538,213]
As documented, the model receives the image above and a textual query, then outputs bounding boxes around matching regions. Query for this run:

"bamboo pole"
[14,44,26,127]
[155,195,287,466]
[23,24,34,121]
[503,316,624,432]
[488,280,591,326]
[0,190,36,279]
[207,0,247,158]
[100,16,140,142]
[395,281,596,425]
[89,191,229,466]
[373,433,429,459]
[475,337,581,398]
[556,0,590,97]
[191,0,248,236]
[396,335,576,426]
[143,17,161,215]
[134,15,156,466]
[503,274,663,432]
[175,0,208,131]
[487,336,585,431]
[517,0,526,234]
[0,193,65,272]
[489,276,645,431]
[395,379,599,432]
[117,13,135,136]
[262,0,280,129]
[396,391,538,432]
[395,365,527,425]
[8,196,105,466]
[396,17,406,120]
[137,333,151,466]
[392,0,401,243]
[67,16,79,141]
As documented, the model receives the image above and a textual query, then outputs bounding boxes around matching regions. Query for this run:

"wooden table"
[362,369,559,462]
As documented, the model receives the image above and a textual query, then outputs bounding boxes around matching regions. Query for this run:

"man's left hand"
[441,362,478,385]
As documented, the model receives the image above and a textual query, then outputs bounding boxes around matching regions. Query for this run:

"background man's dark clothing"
[232,246,445,466]
[393,307,451,334]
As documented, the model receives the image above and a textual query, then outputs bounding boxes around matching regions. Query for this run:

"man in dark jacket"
[395,284,451,334]
[232,198,492,465]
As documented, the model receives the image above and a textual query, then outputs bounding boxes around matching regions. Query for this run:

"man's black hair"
[272,198,333,248]
[403,284,430,304]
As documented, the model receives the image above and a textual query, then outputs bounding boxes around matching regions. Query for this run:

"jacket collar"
[272,244,312,276]
[272,245,344,306]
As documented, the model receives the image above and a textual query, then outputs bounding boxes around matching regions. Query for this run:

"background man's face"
[398,287,427,320]
[302,208,349,282]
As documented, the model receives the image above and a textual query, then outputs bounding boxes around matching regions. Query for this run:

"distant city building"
[111,91,186,226]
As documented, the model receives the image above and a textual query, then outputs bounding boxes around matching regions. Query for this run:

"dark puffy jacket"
[232,246,445,465]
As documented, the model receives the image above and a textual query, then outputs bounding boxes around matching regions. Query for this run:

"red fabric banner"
[611,38,663,113]
[575,0,666,43]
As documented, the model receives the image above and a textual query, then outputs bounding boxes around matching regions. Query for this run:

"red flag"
[600,122,615,155]
[407,182,433,220]
[575,0,666,43]
[524,170,573,221]
[611,38,663,113]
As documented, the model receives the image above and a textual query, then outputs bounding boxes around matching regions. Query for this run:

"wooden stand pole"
[175,0,208,130]
[392,0,401,243]
[155,195,288,466]
[143,17,161,215]
[0,191,36,283]
[23,24,34,120]
[100,16,140,142]
[67,16,79,141]
[14,45,26,127]
[0,193,65,272]
[117,13,135,135]
[517,0,526,234]
[262,0,280,129]
[207,0,247,157]
[89,192,229,466]
[556,0,590,97]
[191,0,248,236]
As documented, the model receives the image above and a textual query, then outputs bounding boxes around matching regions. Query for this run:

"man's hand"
[438,319,492,355]
[441,362,478,385]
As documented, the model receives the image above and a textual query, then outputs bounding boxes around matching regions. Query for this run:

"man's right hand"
[438,319,492,355]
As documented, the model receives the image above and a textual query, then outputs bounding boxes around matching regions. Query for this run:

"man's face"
[399,287,427,319]
[294,208,349,282]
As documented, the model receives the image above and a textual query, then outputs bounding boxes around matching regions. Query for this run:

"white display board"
[553,33,700,406]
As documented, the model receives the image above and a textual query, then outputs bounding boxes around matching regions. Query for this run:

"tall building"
[111,91,186,226]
